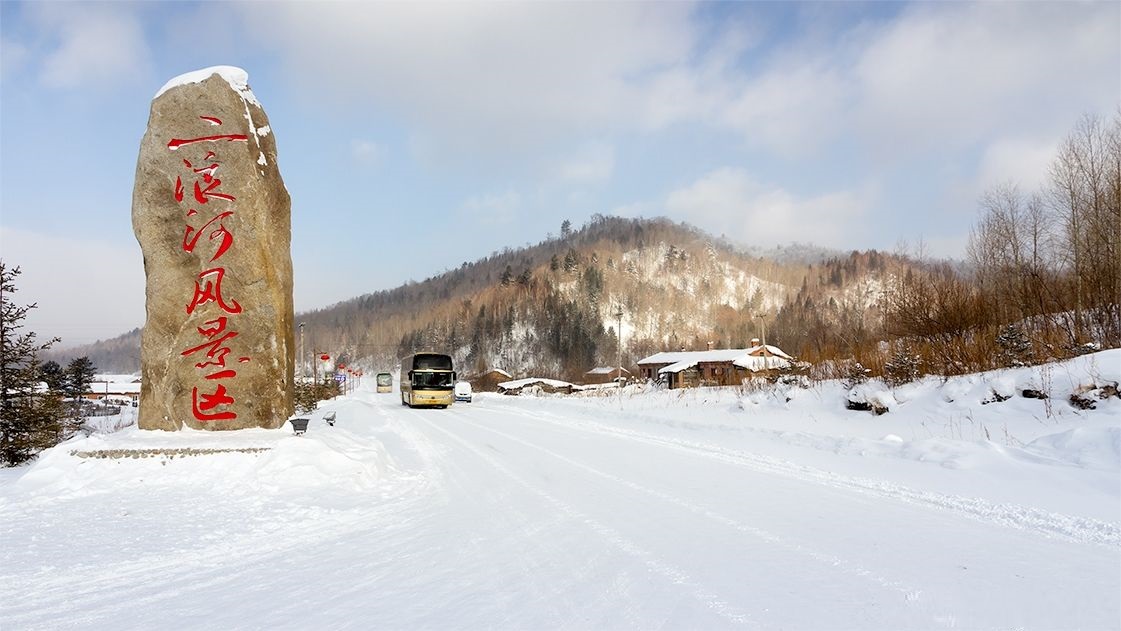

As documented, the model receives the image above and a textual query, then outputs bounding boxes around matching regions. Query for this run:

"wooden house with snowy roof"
[636,339,796,389]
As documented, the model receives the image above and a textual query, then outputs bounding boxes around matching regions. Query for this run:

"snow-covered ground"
[1,352,1118,630]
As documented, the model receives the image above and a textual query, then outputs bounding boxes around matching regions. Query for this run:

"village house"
[83,378,142,405]
[582,366,631,384]
[469,368,513,393]
[636,340,796,389]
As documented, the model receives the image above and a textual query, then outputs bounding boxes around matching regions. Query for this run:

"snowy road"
[2,385,1119,630]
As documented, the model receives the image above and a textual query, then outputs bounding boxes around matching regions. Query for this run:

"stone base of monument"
[70,447,273,460]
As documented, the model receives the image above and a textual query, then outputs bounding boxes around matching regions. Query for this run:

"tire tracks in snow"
[417,413,759,628]
[513,406,1120,549]
[449,410,929,608]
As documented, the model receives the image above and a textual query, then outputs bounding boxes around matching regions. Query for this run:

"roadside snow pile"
[11,422,389,499]
[502,349,1121,479]
[846,381,896,414]
[254,428,389,492]
[1024,427,1121,470]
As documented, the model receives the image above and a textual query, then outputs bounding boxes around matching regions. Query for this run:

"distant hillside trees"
[42,328,141,374]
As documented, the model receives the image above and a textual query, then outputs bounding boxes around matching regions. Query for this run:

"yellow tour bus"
[375,372,393,393]
[399,353,455,408]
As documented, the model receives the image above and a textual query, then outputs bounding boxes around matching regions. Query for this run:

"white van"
[454,381,473,403]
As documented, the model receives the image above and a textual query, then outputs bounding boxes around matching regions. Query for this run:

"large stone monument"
[132,66,294,430]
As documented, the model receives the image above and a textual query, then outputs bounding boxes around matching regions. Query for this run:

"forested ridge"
[286,216,914,381]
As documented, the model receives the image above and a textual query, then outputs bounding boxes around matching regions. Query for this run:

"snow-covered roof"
[639,349,751,366]
[483,368,512,378]
[733,349,794,372]
[585,366,630,375]
[645,346,795,375]
[87,381,142,395]
[497,378,574,390]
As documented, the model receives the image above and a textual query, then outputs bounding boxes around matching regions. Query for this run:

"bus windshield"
[413,354,453,371]
[412,371,453,389]
[376,373,392,387]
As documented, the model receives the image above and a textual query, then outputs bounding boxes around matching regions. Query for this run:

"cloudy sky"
[1,1,1117,346]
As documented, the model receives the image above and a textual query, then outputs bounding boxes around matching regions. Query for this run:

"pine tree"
[883,347,921,387]
[39,361,64,390]
[64,356,97,429]
[1,262,61,466]
[563,248,578,273]
[996,324,1032,367]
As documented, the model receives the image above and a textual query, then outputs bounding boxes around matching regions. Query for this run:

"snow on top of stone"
[154,66,260,106]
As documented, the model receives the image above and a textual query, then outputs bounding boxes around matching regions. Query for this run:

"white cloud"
[553,142,615,184]
[852,2,1120,153]
[235,1,1116,168]
[664,168,874,249]
[30,4,151,90]
[350,139,383,165]
[0,226,144,347]
[461,190,522,226]
[719,55,850,156]
[239,3,695,152]
[976,137,1058,193]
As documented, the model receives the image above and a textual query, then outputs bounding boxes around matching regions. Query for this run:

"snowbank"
[11,418,390,500]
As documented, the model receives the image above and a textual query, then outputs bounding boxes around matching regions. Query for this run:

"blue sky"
[1,1,1117,346]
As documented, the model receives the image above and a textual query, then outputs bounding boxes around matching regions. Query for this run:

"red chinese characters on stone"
[167,115,248,152]
[180,317,243,421]
[170,115,252,422]
[181,317,238,369]
[183,211,234,262]
[191,384,236,421]
[186,267,242,315]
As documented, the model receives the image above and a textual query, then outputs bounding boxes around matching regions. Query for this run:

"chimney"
[706,341,714,351]
[751,338,761,348]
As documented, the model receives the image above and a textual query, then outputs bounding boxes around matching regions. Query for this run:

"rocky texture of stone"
[132,67,293,430]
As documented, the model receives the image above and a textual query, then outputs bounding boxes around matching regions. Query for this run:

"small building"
[83,379,142,404]
[637,342,796,389]
[582,366,631,384]
[470,368,512,393]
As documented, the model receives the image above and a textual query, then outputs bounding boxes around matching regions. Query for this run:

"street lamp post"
[298,322,306,380]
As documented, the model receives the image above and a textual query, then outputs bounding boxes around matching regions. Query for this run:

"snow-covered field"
[1,352,1118,630]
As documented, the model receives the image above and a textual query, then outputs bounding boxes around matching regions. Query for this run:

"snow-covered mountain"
[50,217,915,378]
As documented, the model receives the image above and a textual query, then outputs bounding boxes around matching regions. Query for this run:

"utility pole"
[615,305,624,385]
[755,313,769,372]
